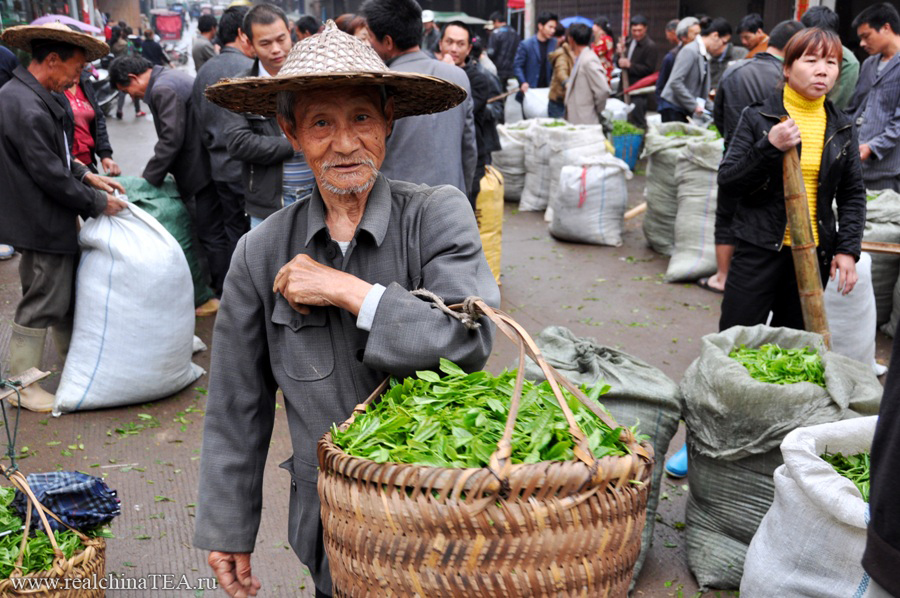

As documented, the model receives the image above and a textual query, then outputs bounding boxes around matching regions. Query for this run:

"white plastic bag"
[741,416,876,598]
[521,87,550,119]
[824,252,877,370]
[602,98,634,122]
[54,203,204,413]
[550,154,631,246]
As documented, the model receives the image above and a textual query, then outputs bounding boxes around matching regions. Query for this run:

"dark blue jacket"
[513,35,556,87]
[0,45,17,88]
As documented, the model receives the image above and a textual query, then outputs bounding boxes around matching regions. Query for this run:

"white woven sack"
[824,252,878,370]
[520,123,603,212]
[54,203,203,413]
[550,154,631,246]
[492,122,532,201]
[741,416,876,598]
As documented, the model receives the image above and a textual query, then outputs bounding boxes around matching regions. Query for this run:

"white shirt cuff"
[356,283,386,331]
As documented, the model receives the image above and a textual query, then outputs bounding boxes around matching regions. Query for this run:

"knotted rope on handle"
[411,289,482,330]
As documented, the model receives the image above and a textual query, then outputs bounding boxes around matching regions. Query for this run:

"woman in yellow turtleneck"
[716,27,867,331]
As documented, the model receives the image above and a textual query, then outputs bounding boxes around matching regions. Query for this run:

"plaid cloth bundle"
[11,471,121,532]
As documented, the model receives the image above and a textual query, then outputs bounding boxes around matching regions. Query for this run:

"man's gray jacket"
[846,52,900,183]
[661,37,710,115]
[143,66,211,198]
[379,51,477,196]
[192,46,254,184]
[193,175,500,595]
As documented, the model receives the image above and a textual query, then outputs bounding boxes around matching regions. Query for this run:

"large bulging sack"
[824,252,877,369]
[550,154,631,246]
[664,137,723,282]
[520,121,604,212]
[522,326,681,587]
[54,204,204,413]
[642,123,717,256]
[862,189,900,327]
[475,166,504,284]
[492,122,532,202]
[681,325,882,590]
[521,86,550,119]
[741,416,876,598]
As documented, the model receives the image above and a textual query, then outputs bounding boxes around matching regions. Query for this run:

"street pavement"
[0,105,891,597]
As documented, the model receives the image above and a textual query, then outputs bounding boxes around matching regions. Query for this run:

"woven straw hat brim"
[205,71,467,119]
[1,24,109,62]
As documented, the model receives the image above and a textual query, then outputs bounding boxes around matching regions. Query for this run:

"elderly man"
[0,24,127,411]
[195,22,500,598]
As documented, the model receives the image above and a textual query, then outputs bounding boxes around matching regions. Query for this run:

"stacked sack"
[492,122,532,202]
[519,120,606,213]
[664,135,725,282]
[680,325,882,590]
[550,153,632,247]
[862,189,900,336]
[642,123,718,256]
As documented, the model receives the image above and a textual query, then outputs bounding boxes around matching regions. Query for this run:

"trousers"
[213,179,250,258]
[191,182,230,296]
[15,250,77,329]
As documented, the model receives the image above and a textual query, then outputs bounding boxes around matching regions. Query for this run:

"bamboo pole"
[624,202,647,220]
[861,241,900,256]
[783,141,831,349]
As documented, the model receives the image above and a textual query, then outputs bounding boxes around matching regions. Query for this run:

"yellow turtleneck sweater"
[783,85,826,247]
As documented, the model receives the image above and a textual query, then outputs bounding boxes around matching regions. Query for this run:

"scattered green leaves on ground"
[821,450,870,502]
[729,344,826,387]
[332,359,644,468]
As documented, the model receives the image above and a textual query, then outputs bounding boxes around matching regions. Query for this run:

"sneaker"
[135,111,147,117]
[664,444,688,478]
[0,244,14,260]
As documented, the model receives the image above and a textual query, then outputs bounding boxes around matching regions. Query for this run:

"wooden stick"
[624,202,647,220]
[783,141,831,349]
[861,241,900,256]
[487,89,517,104]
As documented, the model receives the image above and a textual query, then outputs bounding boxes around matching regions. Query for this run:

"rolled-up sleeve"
[363,188,500,378]
[193,236,278,553]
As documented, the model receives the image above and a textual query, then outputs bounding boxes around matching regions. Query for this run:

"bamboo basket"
[0,467,106,597]
[318,300,654,597]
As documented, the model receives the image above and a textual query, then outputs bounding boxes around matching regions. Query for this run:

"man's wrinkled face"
[857,23,891,55]
[117,69,150,99]
[684,24,701,43]
[630,24,647,41]
[284,86,393,197]
[440,24,471,67]
[48,49,87,92]
[250,20,293,74]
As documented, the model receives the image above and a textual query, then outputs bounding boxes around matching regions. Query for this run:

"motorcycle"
[163,41,189,66]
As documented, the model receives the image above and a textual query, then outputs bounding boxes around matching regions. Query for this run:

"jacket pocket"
[271,298,335,381]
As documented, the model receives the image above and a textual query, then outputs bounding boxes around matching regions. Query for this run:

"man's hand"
[84,172,126,195]
[103,194,128,216]
[694,103,705,115]
[441,53,455,65]
[273,253,372,316]
[768,118,802,152]
[618,57,631,69]
[101,157,122,176]
[208,551,260,598]
[859,144,872,161]
[519,82,529,93]
[830,253,858,296]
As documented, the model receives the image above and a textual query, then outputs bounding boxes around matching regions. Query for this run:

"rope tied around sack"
[411,289,483,330]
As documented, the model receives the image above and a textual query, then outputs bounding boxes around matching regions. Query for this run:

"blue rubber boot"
[664,444,688,478]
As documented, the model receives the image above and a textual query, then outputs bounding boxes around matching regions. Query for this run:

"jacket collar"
[304,173,391,248]
[143,65,165,99]
[13,65,66,121]
[386,50,429,68]
[873,51,900,82]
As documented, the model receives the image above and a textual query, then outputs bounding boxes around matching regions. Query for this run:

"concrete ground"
[0,106,891,597]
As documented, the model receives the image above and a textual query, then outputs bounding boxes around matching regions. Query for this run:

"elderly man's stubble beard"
[319,157,379,195]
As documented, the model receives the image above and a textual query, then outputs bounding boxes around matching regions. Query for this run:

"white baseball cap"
[421,10,435,23]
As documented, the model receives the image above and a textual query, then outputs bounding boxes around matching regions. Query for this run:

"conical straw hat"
[205,20,466,119]
[1,22,108,62]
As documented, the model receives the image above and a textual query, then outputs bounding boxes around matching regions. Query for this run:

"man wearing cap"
[0,23,127,412]
[194,21,499,598]
[421,9,440,54]
[362,0,477,198]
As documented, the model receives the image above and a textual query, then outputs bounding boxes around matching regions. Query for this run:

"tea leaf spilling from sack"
[611,121,645,136]
[332,359,645,468]
[0,486,112,579]
[821,451,870,502]
[728,344,826,387]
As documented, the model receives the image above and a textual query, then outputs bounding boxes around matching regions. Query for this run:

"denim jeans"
[250,188,312,229]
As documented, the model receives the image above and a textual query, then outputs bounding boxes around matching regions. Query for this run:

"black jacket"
[222,61,294,218]
[487,25,520,82]
[862,327,900,596]
[141,39,170,66]
[57,69,114,167]
[464,59,502,170]
[620,35,658,82]
[0,45,17,88]
[0,66,105,254]
[144,65,212,198]
[717,91,866,266]
[713,52,784,144]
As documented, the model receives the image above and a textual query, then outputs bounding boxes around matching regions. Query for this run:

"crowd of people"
[1,1,900,597]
